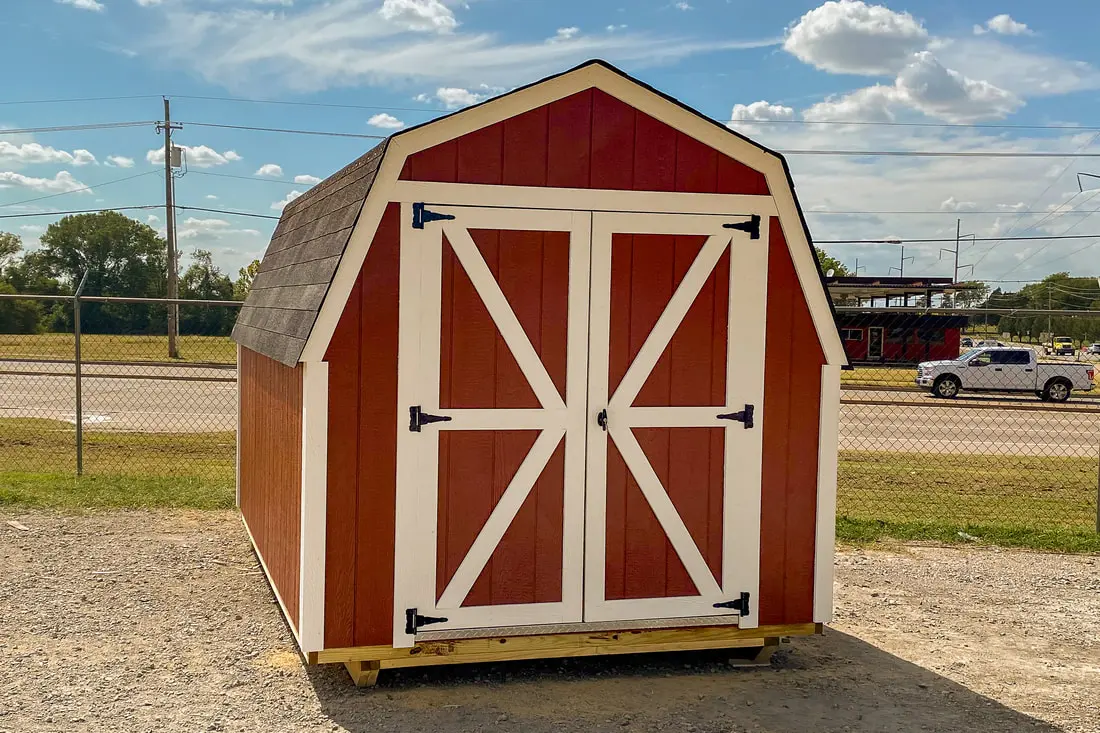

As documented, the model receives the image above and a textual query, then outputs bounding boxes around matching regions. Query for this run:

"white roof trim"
[298,62,847,367]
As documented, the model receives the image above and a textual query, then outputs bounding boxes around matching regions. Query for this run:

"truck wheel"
[1035,390,1045,401]
[1043,378,1071,403]
[932,375,960,398]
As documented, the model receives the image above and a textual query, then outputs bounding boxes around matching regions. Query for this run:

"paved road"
[1,361,1099,454]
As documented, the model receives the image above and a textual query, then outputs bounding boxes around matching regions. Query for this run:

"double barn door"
[393,202,768,646]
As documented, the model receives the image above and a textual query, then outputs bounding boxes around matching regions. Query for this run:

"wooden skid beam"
[344,660,381,688]
[312,622,820,666]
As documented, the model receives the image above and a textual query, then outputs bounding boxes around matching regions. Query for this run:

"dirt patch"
[1,510,1097,733]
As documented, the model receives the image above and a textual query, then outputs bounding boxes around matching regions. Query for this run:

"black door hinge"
[718,404,754,429]
[713,591,751,616]
[412,202,456,229]
[405,608,449,635]
[409,406,453,432]
[723,214,761,240]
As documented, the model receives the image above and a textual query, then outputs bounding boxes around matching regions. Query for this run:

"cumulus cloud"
[367,113,405,129]
[940,196,977,212]
[178,217,261,239]
[729,100,795,122]
[379,0,456,33]
[674,1,693,9]
[0,142,96,167]
[255,163,284,177]
[205,194,218,200]
[0,171,90,194]
[146,145,242,168]
[105,155,134,168]
[135,0,162,5]
[294,174,322,185]
[418,86,499,108]
[549,27,580,42]
[974,14,1032,36]
[783,0,928,76]
[57,0,105,11]
[803,52,1021,123]
[272,190,303,211]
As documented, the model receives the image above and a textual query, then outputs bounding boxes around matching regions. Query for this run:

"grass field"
[0,333,236,364]
[2,419,1097,551]
[0,419,234,510]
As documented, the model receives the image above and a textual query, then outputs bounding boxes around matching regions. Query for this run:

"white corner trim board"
[297,63,846,369]
[298,360,330,653]
[813,364,842,623]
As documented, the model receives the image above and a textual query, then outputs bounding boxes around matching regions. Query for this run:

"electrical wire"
[0,170,161,210]
[0,205,161,220]
[817,233,1100,244]
[782,149,1100,158]
[0,95,160,107]
[171,94,448,114]
[186,171,305,186]
[181,121,386,140]
[177,205,280,220]
[727,118,1100,132]
[0,121,156,136]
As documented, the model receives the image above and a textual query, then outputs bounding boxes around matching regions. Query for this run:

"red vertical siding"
[238,347,303,631]
[759,218,824,625]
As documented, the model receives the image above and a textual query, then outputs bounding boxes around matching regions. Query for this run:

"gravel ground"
[1,510,1097,733]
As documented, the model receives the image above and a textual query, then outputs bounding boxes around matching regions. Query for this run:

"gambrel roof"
[232,60,847,367]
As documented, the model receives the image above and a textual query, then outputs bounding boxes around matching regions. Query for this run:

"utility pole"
[156,98,183,359]
[939,218,975,306]
[853,258,866,276]
[889,245,914,277]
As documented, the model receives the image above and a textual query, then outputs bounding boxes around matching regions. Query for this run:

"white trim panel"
[298,360,329,653]
[393,181,778,217]
[813,364,841,623]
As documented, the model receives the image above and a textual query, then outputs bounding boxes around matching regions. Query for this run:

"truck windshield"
[960,349,982,360]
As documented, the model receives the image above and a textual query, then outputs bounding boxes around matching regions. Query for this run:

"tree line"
[0,211,260,336]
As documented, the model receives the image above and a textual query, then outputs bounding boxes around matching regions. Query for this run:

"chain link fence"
[836,307,1100,536]
[2,294,1099,536]
[0,293,238,508]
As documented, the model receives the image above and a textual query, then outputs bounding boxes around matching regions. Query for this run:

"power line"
[171,94,449,114]
[0,170,160,210]
[0,95,160,107]
[817,233,1100,244]
[0,205,160,220]
[783,149,1100,158]
[806,209,1097,216]
[0,121,155,136]
[727,118,1100,132]
[182,121,386,140]
[187,170,305,186]
[177,205,280,221]
[996,198,1100,278]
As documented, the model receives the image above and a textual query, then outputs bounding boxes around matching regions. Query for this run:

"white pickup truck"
[916,347,1095,402]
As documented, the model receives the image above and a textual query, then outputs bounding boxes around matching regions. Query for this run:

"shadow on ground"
[305,630,1059,733]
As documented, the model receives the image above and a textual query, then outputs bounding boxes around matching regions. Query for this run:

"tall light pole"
[156,98,183,359]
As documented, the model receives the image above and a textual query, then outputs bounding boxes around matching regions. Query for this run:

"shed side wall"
[239,346,303,631]
[760,217,825,625]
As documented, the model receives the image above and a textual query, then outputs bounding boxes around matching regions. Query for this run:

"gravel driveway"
[1,510,1097,733]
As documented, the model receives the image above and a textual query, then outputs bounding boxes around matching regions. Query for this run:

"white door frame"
[583,212,768,629]
[392,204,592,647]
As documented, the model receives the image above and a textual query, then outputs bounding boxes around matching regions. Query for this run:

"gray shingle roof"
[231,140,388,366]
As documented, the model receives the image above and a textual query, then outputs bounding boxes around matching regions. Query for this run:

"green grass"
[0,333,236,364]
[836,517,1100,553]
[0,418,234,510]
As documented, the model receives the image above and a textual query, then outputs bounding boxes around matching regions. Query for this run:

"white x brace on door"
[583,212,768,629]
[393,204,592,647]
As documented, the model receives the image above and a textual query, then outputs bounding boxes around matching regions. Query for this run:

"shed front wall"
[239,346,304,632]
[322,90,826,648]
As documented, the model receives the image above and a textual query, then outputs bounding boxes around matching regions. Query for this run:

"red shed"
[232,60,847,686]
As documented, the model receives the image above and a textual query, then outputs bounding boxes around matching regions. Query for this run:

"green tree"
[815,247,850,277]
[180,249,236,336]
[0,231,20,272]
[952,280,990,308]
[36,211,167,334]
[233,259,261,301]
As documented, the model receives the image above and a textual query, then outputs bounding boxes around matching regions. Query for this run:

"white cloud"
[205,194,218,200]
[146,145,242,168]
[178,217,261,240]
[367,113,405,129]
[0,171,90,194]
[974,14,1032,36]
[147,0,775,93]
[729,100,795,122]
[783,0,928,76]
[57,0,105,11]
[674,1,693,9]
[0,142,96,167]
[135,0,161,6]
[255,163,284,177]
[272,190,303,211]
[932,37,1100,97]
[549,27,580,43]
[803,52,1021,123]
[20,225,45,234]
[146,214,161,225]
[379,0,456,33]
[105,155,134,168]
[294,174,322,185]
[606,24,627,32]
[429,87,484,108]
[940,196,977,212]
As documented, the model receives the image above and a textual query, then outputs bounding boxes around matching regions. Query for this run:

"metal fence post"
[74,271,89,476]
[1096,442,1099,534]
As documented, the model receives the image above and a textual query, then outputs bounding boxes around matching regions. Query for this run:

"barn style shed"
[233,60,847,686]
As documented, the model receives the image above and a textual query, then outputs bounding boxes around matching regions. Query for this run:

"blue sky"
[3,0,1100,284]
